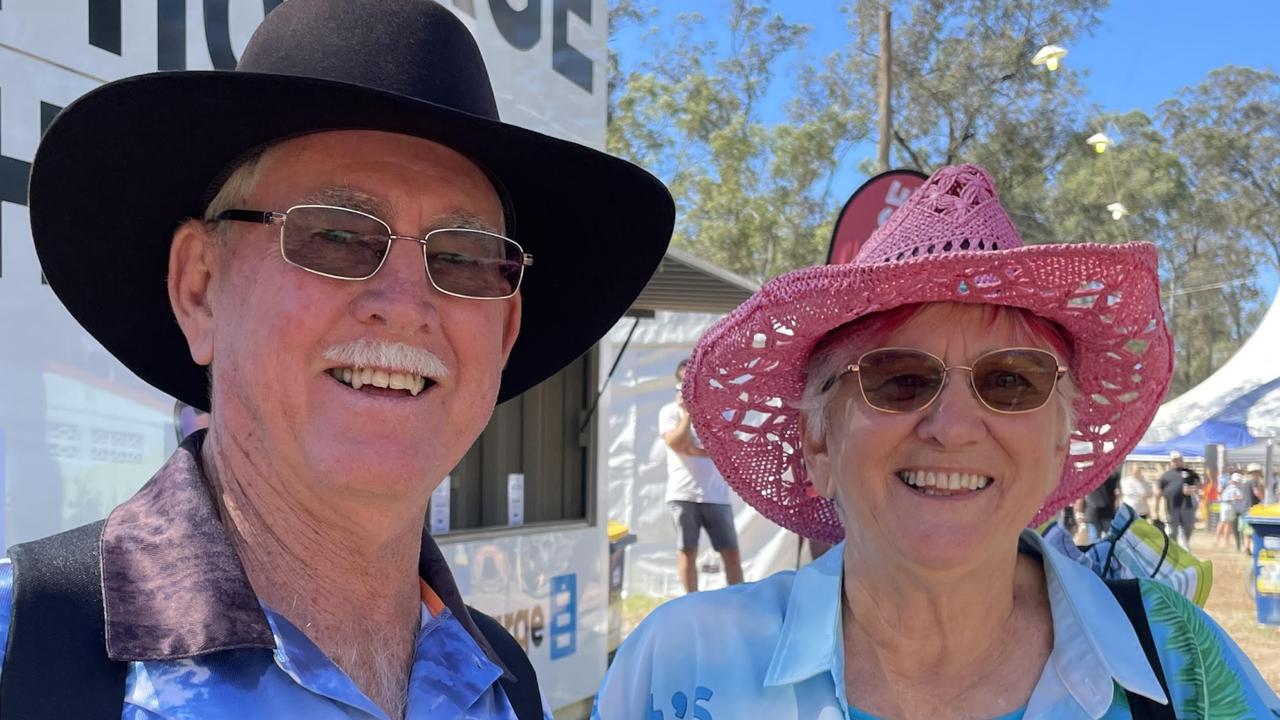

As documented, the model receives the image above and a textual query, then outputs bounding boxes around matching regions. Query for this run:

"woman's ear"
[168,219,218,366]
[799,414,837,500]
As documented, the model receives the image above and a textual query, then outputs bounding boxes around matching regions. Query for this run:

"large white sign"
[0,0,608,709]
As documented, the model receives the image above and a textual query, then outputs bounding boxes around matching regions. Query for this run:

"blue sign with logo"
[549,573,577,660]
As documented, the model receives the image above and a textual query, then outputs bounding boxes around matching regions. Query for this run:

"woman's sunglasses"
[211,205,533,300]
[839,347,1068,414]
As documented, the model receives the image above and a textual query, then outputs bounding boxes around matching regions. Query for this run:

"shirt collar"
[1024,529,1168,715]
[760,532,1168,716]
[100,431,512,679]
[763,539,844,688]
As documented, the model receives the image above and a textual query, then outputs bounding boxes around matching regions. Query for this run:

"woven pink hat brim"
[685,241,1172,544]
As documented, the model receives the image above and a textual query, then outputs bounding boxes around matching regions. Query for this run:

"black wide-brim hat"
[29,0,673,411]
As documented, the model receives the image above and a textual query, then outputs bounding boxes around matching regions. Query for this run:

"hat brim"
[685,243,1172,544]
[30,71,674,411]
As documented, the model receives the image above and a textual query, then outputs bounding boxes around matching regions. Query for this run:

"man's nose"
[350,236,441,334]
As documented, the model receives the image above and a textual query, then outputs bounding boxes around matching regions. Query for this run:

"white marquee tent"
[1132,291,1280,471]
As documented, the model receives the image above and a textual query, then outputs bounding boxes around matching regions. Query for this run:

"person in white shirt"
[659,358,743,593]
[1217,472,1249,551]
[1119,468,1155,519]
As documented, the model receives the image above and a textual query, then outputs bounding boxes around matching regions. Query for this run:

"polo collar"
[99,431,512,679]
[761,532,1168,717]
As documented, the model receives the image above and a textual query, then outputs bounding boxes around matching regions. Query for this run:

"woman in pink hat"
[594,165,1278,719]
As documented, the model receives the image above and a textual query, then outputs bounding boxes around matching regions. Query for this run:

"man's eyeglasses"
[211,205,533,300]
[839,347,1068,414]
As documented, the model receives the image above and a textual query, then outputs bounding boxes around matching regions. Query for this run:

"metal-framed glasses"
[839,347,1068,414]
[212,205,533,300]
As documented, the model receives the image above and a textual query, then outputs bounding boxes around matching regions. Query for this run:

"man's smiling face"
[188,130,521,504]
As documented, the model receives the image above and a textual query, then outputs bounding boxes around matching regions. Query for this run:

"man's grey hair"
[203,149,269,240]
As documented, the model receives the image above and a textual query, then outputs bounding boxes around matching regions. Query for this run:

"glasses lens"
[971,349,1060,412]
[281,206,390,279]
[857,349,945,412]
[424,229,524,299]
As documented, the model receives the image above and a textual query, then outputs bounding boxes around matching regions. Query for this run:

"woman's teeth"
[897,470,991,492]
[328,367,428,396]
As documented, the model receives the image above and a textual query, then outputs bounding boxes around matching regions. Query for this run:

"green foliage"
[1143,581,1252,719]
[609,0,1277,396]
[608,0,870,282]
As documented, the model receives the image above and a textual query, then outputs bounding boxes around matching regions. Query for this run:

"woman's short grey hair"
[796,305,1079,444]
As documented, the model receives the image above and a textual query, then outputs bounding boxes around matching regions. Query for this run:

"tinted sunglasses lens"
[281,207,389,278]
[424,230,524,298]
[971,349,1060,412]
[858,349,945,412]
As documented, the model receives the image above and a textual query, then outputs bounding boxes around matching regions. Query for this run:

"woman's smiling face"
[802,303,1073,570]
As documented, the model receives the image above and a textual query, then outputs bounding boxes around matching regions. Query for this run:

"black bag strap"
[468,608,546,720]
[1105,578,1176,720]
[0,520,126,720]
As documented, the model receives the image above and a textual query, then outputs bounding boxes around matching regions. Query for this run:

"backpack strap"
[1105,578,1176,720]
[469,607,546,720]
[0,520,126,719]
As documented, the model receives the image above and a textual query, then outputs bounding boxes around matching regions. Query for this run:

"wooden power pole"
[876,7,892,172]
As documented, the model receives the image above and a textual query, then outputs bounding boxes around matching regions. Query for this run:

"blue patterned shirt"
[0,434,540,720]
[595,531,1280,720]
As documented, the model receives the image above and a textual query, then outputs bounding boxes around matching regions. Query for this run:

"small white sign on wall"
[507,473,525,527]
[429,475,451,534]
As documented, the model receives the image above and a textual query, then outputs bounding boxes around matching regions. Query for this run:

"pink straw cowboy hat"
[684,164,1172,543]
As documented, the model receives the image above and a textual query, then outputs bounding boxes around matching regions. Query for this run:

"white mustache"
[323,339,449,380]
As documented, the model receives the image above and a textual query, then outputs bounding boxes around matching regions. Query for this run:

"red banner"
[826,169,927,265]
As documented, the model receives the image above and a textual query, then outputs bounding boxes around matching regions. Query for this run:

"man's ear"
[168,220,218,366]
[799,414,836,500]
[498,293,523,366]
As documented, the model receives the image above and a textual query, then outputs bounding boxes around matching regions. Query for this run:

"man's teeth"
[330,367,427,396]
[898,470,990,491]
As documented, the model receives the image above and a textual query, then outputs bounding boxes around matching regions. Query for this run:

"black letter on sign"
[158,0,186,71]
[89,0,122,55]
[490,0,540,51]
[0,87,33,280]
[553,0,592,92]
[202,0,237,70]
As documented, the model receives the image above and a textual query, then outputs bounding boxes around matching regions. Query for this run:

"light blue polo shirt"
[594,531,1279,719]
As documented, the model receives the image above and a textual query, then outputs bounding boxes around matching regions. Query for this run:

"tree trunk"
[876,8,892,172]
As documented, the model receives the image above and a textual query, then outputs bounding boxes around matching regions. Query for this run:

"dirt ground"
[1190,528,1280,690]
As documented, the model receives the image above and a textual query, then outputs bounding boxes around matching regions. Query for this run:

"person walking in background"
[1217,472,1248,552]
[1242,463,1267,555]
[1119,467,1155,519]
[1159,451,1201,548]
[1082,469,1121,541]
[659,359,744,593]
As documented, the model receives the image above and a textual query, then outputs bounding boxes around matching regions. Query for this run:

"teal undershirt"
[847,706,1026,720]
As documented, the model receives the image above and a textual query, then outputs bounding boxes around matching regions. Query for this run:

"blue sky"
[612,1,1280,301]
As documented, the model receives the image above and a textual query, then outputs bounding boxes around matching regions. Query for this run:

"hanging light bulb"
[1087,132,1112,154]
[1032,44,1068,71]
[1106,202,1128,220]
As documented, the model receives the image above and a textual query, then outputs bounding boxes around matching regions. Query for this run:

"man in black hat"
[0,1,672,718]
